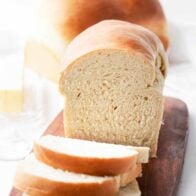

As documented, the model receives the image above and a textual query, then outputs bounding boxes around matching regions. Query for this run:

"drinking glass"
[0,27,47,160]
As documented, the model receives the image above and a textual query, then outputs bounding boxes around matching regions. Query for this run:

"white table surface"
[0,0,196,195]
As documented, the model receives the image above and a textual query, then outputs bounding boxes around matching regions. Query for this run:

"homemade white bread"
[59,20,168,157]
[40,0,168,49]
[14,154,119,196]
[25,0,168,82]
[34,135,138,176]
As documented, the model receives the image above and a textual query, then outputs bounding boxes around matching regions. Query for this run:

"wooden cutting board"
[10,97,189,196]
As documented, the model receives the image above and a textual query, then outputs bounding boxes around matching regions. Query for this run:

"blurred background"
[0,0,196,38]
[0,0,196,195]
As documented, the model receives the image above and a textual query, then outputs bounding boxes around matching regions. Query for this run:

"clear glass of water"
[0,27,46,160]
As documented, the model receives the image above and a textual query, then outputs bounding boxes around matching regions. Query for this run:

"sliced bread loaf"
[59,20,168,156]
[14,154,119,196]
[34,135,138,176]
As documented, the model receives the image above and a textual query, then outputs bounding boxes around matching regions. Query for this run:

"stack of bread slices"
[14,135,150,195]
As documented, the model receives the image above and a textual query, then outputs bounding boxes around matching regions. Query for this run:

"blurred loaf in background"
[25,0,168,82]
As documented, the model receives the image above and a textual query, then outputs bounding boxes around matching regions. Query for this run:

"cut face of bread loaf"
[59,20,168,157]
[34,135,138,176]
[14,154,119,196]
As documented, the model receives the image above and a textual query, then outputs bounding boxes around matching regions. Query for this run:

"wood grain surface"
[10,97,189,196]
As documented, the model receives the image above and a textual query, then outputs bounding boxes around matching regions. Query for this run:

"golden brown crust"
[33,141,138,176]
[59,20,168,94]
[14,168,118,196]
[40,0,168,49]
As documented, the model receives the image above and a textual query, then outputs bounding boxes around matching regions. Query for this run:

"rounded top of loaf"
[59,20,168,94]
[40,0,169,49]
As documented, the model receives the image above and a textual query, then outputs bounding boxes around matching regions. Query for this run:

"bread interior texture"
[62,49,164,155]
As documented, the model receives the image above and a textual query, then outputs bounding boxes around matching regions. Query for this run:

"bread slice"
[21,168,142,195]
[59,20,168,157]
[23,180,141,196]
[128,146,149,163]
[14,154,119,196]
[120,164,142,187]
[117,180,141,196]
[34,135,138,176]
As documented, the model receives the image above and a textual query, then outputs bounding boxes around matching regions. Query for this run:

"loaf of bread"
[25,0,168,82]
[40,0,168,49]
[24,40,63,82]
[59,20,168,156]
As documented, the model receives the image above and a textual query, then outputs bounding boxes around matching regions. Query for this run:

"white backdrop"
[0,0,196,195]
[161,1,196,196]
